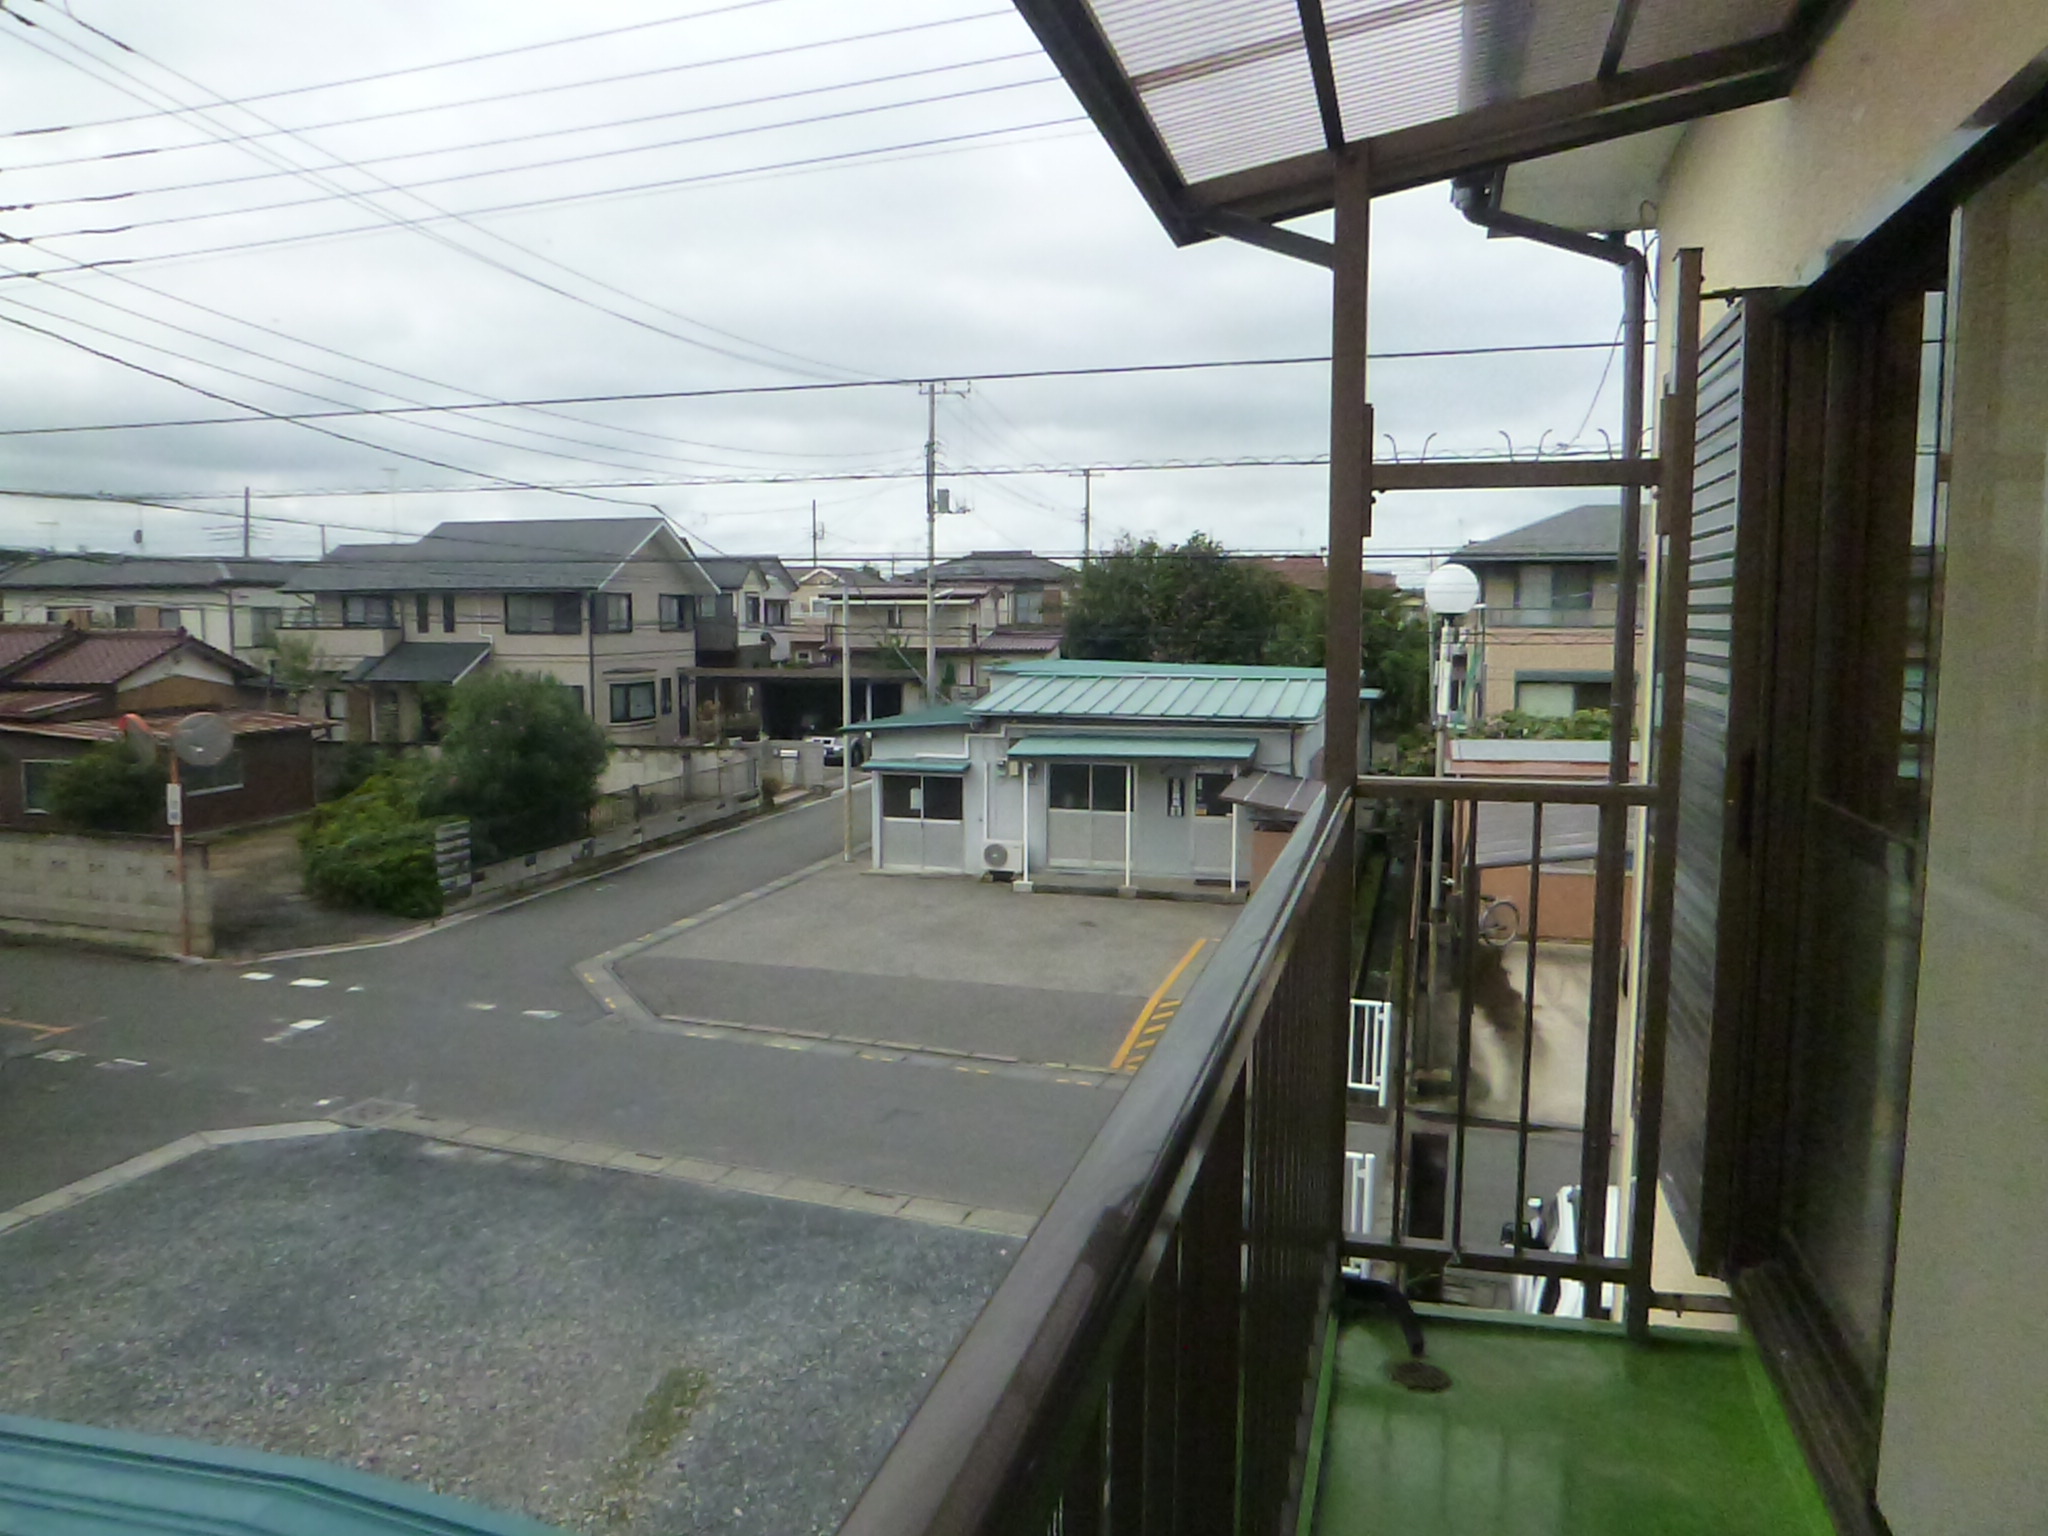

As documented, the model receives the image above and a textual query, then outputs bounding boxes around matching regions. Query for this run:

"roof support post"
[1323,151,1369,792]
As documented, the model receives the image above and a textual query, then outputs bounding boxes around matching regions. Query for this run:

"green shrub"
[48,744,167,833]
[300,764,448,919]
[439,672,608,861]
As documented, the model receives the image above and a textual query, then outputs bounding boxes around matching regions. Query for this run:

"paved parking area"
[0,1130,1016,1536]
[617,865,1238,1071]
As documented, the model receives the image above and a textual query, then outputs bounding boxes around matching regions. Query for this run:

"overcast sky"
[0,0,1634,577]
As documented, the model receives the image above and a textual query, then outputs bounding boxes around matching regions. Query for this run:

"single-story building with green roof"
[848,661,1368,892]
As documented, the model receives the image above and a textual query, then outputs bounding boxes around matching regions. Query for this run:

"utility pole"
[840,582,854,862]
[919,380,970,704]
[810,500,820,567]
[241,486,252,559]
[1078,468,1093,563]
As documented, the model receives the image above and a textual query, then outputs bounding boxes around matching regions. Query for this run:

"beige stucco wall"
[1871,133,2048,1536]
[1658,0,2048,307]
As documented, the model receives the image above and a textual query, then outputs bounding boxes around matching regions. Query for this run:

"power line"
[0,0,839,140]
[0,305,673,512]
[0,341,1636,438]
[0,117,1088,288]
[5,10,870,382]
[5,57,1054,211]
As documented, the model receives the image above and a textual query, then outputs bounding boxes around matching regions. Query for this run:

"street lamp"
[1420,563,1481,1018]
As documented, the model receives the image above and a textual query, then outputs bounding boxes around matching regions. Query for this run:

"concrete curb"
[575,850,850,1024]
[242,786,868,965]
[333,1100,1038,1239]
[0,1121,347,1236]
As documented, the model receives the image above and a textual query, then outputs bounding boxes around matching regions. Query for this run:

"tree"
[47,744,166,833]
[1064,534,1315,666]
[1358,587,1431,740]
[438,671,609,860]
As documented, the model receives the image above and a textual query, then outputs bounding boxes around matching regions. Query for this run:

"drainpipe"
[1453,172,1646,1311]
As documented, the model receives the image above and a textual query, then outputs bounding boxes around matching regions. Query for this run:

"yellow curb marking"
[1109,939,1209,1073]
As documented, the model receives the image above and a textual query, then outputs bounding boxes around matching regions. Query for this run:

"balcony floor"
[1312,1311,1834,1536]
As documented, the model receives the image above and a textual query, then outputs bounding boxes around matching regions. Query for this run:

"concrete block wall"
[0,831,212,956]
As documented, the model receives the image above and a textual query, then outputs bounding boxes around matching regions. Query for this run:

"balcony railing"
[840,789,1354,1536]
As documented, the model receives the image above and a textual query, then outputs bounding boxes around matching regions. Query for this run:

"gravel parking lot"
[0,1130,1015,1536]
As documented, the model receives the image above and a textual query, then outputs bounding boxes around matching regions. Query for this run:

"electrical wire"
[0,0,874,139]
[4,57,1055,210]
[0,341,1640,438]
[4,12,872,382]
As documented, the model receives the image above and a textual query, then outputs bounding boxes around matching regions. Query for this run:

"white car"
[1506,1184,1623,1318]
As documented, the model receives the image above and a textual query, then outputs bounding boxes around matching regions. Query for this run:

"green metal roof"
[845,703,974,734]
[975,662,1323,725]
[1007,734,1259,762]
[865,757,970,775]
[0,1413,564,1535]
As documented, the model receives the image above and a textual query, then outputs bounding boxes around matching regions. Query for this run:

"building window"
[1013,588,1044,625]
[442,593,456,632]
[112,605,138,628]
[414,594,431,633]
[567,684,585,712]
[745,593,762,624]
[659,594,695,630]
[659,677,673,715]
[592,592,633,634]
[248,606,282,647]
[156,608,183,630]
[323,689,348,725]
[342,594,395,629]
[609,680,657,723]
[1550,566,1595,611]
[1048,762,1128,812]
[1195,771,1234,817]
[880,773,963,821]
[763,598,789,626]
[1514,678,1612,718]
[21,760,64,814]
[184,751,244,796]
[1166,776,1186,817]
[504,592,582,635]
[884,607,903,629]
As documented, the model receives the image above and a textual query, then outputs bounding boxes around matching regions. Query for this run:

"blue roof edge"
[0,1413,566,1536]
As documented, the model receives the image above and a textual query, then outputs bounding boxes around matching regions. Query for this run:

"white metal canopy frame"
[1011,0,1846,249]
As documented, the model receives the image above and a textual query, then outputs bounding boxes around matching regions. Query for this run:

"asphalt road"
[0,788,1124,1216]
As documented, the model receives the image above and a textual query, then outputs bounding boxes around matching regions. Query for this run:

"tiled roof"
[0,689,98,719]
[911,551,1074,583]
[973,660,1325,725]
[289,517,714,596]
[6,630,254,687]
[1454,504,1627,563]
[343,641,491,685]
[0,625,71,673]
[0,709,315,742]
[0,555,304,590]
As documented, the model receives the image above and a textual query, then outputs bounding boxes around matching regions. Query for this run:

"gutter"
[1451,170,1648,1300]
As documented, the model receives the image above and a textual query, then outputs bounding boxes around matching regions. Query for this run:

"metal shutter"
[1659,296,1780,1273]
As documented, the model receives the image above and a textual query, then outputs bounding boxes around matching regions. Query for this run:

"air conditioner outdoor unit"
[981,840,1023,872]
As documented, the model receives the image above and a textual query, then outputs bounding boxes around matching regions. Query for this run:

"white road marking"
[465,1001,498,1011]
[346,985,365,993]
[263,1018,328,1044]
[521,1009,561,1019]
[97,1058,147,1070]
[36,1048,84,1062]
[241,971,274,981]
[288,978,330,989]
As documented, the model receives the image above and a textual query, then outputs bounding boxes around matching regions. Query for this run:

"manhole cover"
[1390,1359,1453,1393]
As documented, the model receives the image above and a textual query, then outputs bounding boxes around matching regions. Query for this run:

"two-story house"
[902,550,1076,631]
[692,557,800,665]
[281,517,716,746]
[1450,504,1646,720]
[827,579,1063,702]
[0,556,315,667]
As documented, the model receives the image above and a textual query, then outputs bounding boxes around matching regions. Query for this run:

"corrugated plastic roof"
[974,660,1323,724]
[1014,0,1826,240]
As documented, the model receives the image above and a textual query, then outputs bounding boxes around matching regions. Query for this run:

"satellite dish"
[172,712,235,767]
[119,713,157,764]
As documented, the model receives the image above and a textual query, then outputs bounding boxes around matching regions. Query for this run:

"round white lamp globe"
[1422,562,1481,618]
